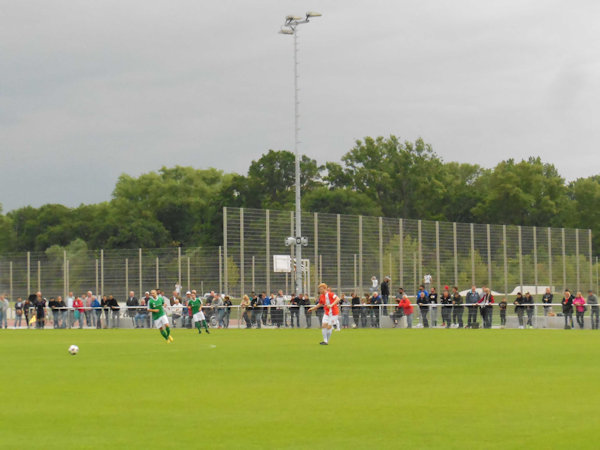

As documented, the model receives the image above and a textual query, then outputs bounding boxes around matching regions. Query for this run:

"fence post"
[413,252,417,294]
[562,228,566,292]
[337,214,341,293]
[39,260,42,294]
[100,249,104,298]
[95,259,99,297]
[379,217,384,284]
[470,223,475,285]
[9,261,13,301]
[435,221,440,292]
[27,252,30,295]
[453,223,458,287]
[589,230,594,292]
[223,207,228,295]
[252,256,255,293]
[353,254,357,292]
[418,220,423,286]
[548,228,553,292]
[359,215,363,296]
[240,208,245,298]
[266,210,270,295]
[503,225,508,296]
[178,246,182,289]
[155,256,159,289]
[138,248,142,297]
[125,258,129,298]
[314,212,319,290]
[518,226,523,294]
[218,248,222,294]
[188,256,191,293]
[399,219,404,290]
[487,224,492,289]
[319,254,323,283]
[576,229,580,291]
[533,227,538,295]
[290,211,294,294]
[596,256,599,294]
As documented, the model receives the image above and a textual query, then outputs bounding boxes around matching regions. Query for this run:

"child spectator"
[398,294,414,328]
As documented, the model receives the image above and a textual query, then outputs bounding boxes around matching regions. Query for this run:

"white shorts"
[153,315,169,329]
[322,314,340,327]
[193,311,205,322]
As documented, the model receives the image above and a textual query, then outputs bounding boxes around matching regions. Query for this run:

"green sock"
[160,329,168,340]
[166,326,171,337]
[195,322,202,332]
[202,320,209,331]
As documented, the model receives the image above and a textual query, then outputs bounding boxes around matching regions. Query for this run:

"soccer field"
[2,329,599,449]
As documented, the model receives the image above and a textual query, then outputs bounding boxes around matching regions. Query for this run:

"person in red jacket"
[73,296,85,329]
[398,294,414,328]
[477,286,495,329]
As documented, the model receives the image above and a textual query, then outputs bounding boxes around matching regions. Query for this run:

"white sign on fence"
[273,255,291,273]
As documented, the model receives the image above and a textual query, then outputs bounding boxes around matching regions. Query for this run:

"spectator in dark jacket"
[466,286,481,328]
[523,292,534,328]
[562,290,574,329]
[126,291,138,326]
[351,293,361,328]
[514,292,525,329]
[49,297,60,328]
[440,289,452,328]
[451,287,463,328]
[380,277,390,316]
[428,288,438,327]
[589,290,599,330]
[417,291,429,328]
[106,295,120,328]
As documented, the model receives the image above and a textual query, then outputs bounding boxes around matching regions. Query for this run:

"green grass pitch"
[1,328,600,449]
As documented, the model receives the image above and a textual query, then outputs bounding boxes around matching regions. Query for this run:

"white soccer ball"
[68,345,79,355]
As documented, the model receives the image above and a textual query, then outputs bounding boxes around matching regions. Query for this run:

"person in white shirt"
[371,276,378,293]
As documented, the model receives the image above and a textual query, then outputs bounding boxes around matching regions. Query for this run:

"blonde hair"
[318,283,328,290]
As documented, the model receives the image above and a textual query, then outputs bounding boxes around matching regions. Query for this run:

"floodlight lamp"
[279,27,294,35]
[306,11,322,18]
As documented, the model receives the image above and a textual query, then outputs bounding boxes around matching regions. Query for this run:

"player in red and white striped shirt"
[308,283,340,345]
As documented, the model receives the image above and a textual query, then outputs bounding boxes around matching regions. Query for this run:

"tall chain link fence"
[224,207,599,299]
[0,207,598,302]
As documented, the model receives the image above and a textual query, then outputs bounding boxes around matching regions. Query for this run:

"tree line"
[1,135,598,254]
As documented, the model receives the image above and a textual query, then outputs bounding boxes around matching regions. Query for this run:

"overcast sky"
[2,0,599,212]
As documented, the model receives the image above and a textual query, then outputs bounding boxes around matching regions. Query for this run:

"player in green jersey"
[148,289,173,342]
[189,295,210,334]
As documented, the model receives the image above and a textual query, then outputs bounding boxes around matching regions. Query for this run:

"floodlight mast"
[279,12,321,295]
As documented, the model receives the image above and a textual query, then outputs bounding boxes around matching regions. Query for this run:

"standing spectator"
[73,296,85,329]
[223,296,232,328]
[302,294,312,328]
[66,292,75,328]
[424,273,433,292]
[351,292,361,328]
[451,287,463,328]
[391,295,404,327]
[262,292,271,326]
[254,294,264,329]
[289,293,301,328]
[85,292,95,327]
[0,294,9,328]
[542,288,553,327]
[101,295,110,328]
[214,293,225,329]
[14,297,24,328]
[340,294,350,329]
[398,294,414,328]
[416,284,429,300]
[370,276,378,293]
[588,290,599,330]
[428,288,438,327]
[169,291,179,307]
[34,292,46,329]
[274,290,285,328]
[49,297,60,329]
[57,296,67,328]
[440,289,452,328]
[107,295,120,328]
[240,295,251,328]
[315,296,325,326]
[514,293,525,329]
[181,291,192,328]
[499,298,508,328]
[171,298,183,328]
[380,277,390,317]
[523,292,534,329]
[360,294,369,328]
[134,298,146,328]
[126,291,138,327]
[370,292,382,328]
[562,290,574,329]
[466,285,481,328]
[417,291,429,328]
[23,296,34,328]
[477,287,495,329]
[573,291,586,329]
